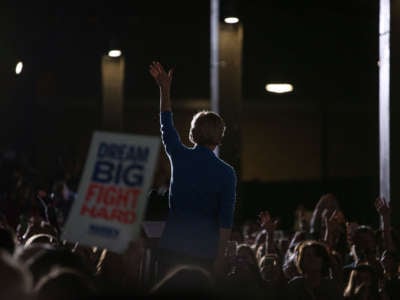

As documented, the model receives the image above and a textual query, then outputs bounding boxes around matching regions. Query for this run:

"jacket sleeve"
[160,111,183,155]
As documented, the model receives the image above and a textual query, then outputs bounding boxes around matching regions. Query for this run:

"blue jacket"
[158,111,237,259]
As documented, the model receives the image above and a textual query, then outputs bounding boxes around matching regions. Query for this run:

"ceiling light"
[108,50,122,58]
[224,17,239,24]
[15,61,23,75]
[265,83,294,94]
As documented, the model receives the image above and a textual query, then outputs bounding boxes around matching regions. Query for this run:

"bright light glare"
[265,83,294,94]
[15,61,23,75]
[224,17,239,24]
[108,50,122,58]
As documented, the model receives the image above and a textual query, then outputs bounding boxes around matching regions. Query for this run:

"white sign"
[61,131,160,253]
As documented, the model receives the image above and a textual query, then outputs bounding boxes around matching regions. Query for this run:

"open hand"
[258,211,279,233]
[149,61,173,91]
[324,209,346,242]
[375,196,390,217]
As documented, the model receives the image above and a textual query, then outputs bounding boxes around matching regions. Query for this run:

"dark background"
[1,0,378,100]
[0,0,381,229]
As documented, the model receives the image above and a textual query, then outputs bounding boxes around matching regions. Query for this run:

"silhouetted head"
[25,247,92,285]
[33,266,96,300]
[150,264,213,298]
[351,225,377,263]
[0,250,32,300]
[189,110,225,147]
[296,240,331,276]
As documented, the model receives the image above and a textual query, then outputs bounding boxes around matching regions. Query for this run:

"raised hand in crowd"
[375,197,390,220]
[310,193,340,240]
[375,196,391,235]
[323,209,346,249]
[375,197,395,252]
[258,210,279,232]
[258,211,279,254]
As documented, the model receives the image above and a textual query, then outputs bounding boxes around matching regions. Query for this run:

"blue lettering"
[96,142,150,162]
[92,161,114,183]
[126,146,150,162]
[97,143,108,158]
[114,163,123,185]
[88,224,119,239]
[92,161,144,186]
[123,164,144,187]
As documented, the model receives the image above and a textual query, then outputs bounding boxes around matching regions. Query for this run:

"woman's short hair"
[189,110,225,146]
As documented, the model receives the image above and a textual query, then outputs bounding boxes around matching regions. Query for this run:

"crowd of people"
[0,60,399,299]
[0,148,399,300]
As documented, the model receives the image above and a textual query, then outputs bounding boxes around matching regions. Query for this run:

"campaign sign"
[61,131,160,253]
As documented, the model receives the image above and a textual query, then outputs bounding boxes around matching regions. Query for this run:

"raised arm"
[149,61,173,112]
[258,210,279,255]
[375,197,395,252]
[149,61,182,155]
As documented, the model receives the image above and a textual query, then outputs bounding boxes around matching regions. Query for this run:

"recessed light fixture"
[265,83,294,94]
[108,50,122,58]
[224,17,239,24]
[15,61,23,75]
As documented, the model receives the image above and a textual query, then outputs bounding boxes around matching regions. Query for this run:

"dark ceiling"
[1,0,379,103]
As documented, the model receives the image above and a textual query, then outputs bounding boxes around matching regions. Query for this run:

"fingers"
[155,61,165,73]
[375,197,389,213]
[149,67,158,78]
[376,196,386,205]
[375,198,383,211]
[149,68,158,80]
[149,61,158,75]
[149,61,175,87]
[149,61,160,75]
[149,61,166,74]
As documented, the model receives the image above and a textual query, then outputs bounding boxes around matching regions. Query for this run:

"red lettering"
[90,185,141,209]
[103,186,117,205]
[127,188,141,209]
[81,204,137,224]
[82,183,141,224]
[85,183,102,202]
[80,204,96,217]
[115,187,129,207]
[102,208,135,224]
